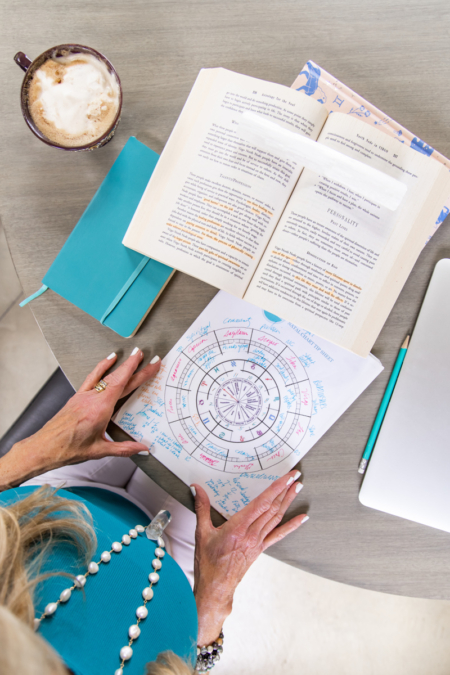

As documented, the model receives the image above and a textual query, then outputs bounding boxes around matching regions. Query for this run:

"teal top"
[0,486,198,675]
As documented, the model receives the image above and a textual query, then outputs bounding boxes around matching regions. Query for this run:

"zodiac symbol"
[436,206,450,226]
[348,105,371,118]
[296,61,321,96]
[410,137,434,156]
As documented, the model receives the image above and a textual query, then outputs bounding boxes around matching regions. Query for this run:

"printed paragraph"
[256,248,362,328]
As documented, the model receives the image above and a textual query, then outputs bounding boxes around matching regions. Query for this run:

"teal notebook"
[22,137,174,338]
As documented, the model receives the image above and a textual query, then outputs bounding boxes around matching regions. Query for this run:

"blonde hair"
[0,485,96,627]
[146,651,194,675]
[0,605,68,675]
[0,485,193,675]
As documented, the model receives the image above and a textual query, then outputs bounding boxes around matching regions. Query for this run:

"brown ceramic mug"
[14,44,123,151]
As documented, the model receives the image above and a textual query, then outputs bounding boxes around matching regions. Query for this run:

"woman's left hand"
[192,470,308,645]
[0,349,160,490]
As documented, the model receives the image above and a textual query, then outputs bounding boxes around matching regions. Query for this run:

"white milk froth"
[28,53,120,147]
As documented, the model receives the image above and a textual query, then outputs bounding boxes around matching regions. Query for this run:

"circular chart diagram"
[164,328,312,473]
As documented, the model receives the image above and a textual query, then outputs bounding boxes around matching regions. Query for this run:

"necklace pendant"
[146,510,171,540]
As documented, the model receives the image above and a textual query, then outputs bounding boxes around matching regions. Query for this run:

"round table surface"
[2,0,450,600]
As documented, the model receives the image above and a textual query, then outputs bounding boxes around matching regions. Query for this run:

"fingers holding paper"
[0,349,161,489]
[79,347,161,452]
[192,470,308,645]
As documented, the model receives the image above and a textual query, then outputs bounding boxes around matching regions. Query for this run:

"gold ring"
[94,379,108,393]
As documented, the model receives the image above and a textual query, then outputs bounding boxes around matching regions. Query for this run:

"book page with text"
[123,68,328,297]
[245,114,450,355]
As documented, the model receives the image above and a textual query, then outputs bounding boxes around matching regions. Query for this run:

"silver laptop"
[359,258,450,533]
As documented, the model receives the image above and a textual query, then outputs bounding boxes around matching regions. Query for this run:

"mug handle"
[14,52,32,72]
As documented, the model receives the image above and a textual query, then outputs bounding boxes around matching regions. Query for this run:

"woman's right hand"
[0,349,160,491]
[191,470,308,646]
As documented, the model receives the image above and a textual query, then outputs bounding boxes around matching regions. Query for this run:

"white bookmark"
[239,111,407,211]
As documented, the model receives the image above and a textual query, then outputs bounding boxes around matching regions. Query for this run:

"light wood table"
[2,0,450,600]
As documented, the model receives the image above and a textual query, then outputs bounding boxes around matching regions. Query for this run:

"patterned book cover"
[292,61,450,236]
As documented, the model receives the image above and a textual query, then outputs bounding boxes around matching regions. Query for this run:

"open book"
[123,68,450,356]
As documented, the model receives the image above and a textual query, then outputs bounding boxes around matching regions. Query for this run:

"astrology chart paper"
[114,292,383,518]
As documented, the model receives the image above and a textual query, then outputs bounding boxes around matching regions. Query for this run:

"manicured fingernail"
[295,482,303,493]
[150,355,160,364]
[106,352,116,360]
[302,515,309,523]
[293,470,301,480]
[190,486,196,497]
[131,347,140,356]
[138,450,150,455]
[286,476,295,487]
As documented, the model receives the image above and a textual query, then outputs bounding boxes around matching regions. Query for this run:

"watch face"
[214,378,263,426]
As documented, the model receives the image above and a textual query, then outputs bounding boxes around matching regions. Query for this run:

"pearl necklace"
[34,522,166,675]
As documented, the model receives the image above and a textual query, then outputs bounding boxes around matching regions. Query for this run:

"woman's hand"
[0,349,160,490]
[191,471,308,645]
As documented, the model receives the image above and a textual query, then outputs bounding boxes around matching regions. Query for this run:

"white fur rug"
[216,553,450,675]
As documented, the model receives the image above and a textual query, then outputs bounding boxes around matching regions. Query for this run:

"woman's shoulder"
[1,485,198,674]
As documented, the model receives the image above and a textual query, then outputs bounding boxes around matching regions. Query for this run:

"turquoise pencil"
[358,335,410,475]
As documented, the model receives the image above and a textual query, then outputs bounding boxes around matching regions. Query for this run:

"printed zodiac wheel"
[164,328,312,472]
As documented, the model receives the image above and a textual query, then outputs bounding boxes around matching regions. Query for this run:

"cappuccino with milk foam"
[28,52,120,147]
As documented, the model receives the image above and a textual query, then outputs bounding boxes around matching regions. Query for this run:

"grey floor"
[0,223,57,438]
[1,224,450,674]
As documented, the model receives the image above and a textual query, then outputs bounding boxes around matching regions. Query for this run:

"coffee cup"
[14,44,122,151]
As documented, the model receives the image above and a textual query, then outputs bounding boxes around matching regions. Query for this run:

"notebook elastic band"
[19,285,49,307]
[100,257,150,325]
